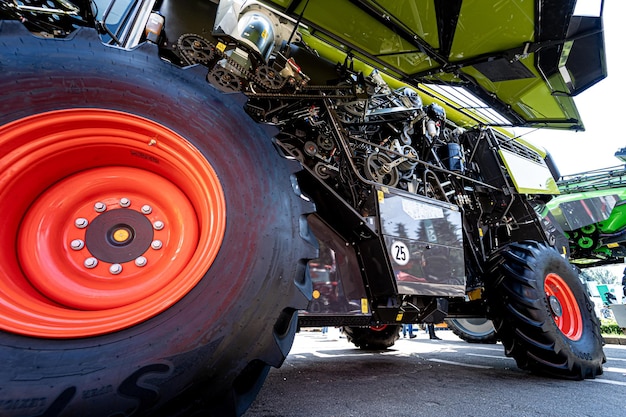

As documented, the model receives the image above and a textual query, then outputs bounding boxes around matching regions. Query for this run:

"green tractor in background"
[550,155,626,267]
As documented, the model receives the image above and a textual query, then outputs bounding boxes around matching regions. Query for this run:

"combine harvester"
[0,1,610,415]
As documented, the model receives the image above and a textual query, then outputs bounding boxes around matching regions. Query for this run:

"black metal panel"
[298,314,372,327]
[549,195,619,232]
[295,170,377,243]
[535,2,607,95]
[378,188,465,297]
[355,237,398,297]
[433,0,462,59]
[301,214,371,317]
[158,0,218,41]
[473,58,536,82]
[535,0,577,74]
[447,299,488,318]
[295,170,399,297]
[562,16,607,95]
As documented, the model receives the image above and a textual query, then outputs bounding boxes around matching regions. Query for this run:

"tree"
[582,267,619,285]
[394,222,409,239]
[415,212,461,245]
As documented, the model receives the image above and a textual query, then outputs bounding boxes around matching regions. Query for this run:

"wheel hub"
[0,109,226,337]
[84,208,154,264]
[544,273,583,341]
[548,295,563,317]
[112,227,132,245]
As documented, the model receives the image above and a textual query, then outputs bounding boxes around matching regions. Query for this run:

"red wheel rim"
[0,109,226,338]
[370,325,388,331]
[544,273,583,341]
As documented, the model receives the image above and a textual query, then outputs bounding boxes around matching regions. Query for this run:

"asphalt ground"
[246,328,626,417]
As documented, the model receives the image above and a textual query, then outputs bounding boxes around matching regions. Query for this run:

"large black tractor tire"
[486,241,605,379]
[343,325,401,350]
[445,318,499,344]
[0,23,313,416]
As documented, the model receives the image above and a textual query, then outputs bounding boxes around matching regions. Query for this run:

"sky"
[517,0,626,177]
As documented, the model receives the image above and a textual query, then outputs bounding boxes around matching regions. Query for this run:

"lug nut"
[141,205,153,215]
[109,264,123,275]
[151,240,163,250]
[120,198,131,207]
[94,202,107,213]
[70,239,85,250]
[135,256,147,267]
[75,218,89,229]
[153,220,164,230]
[84,257,98,269]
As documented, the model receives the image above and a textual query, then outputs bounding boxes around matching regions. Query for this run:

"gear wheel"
[254,65,286,91]
[177,34,215,65]
[207,66,243,93]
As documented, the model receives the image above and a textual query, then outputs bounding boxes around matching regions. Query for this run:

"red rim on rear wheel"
[544,273,583,341]
[0,109,226,338]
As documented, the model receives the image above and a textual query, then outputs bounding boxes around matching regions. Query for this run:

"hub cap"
[0,109,226,338]
[544,273,583,341]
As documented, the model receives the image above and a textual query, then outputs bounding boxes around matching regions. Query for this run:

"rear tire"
[445,318,498,344]
[343,325,401,350]
[0,23,312,416]
[486,241,605,379]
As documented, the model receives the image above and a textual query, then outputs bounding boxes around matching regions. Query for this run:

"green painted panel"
[450,0,534,61]
[460,55,582,129]
[266,0,291,8]
[548,188,626,234]
[289,0,438,74]
[296,1,416,54]
[299,31,403,78]
[549,189,626,205]
[374,0,439,48]
[498,149,560,194]
[598,203,626,234]
[262,0,596,129]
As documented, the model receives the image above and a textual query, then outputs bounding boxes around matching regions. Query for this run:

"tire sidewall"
[445,318,498,344]
[533,249,601,359]
[488,241,604,378]
[0,25,308,416]
[344,325,401,349]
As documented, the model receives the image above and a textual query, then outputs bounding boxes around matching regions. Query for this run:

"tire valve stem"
[120,198,131,208]
[151,240,163,250]
[75,218,89,229]
[94,202,107,213]
[84,257,98,269]
[135,256,147,267]
[153,220,164,230]
[70,239,85,250]
[109,264,123,275]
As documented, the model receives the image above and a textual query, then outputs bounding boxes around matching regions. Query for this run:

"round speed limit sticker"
[390,241,410,266]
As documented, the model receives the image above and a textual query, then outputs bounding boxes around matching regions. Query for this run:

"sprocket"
[177,33,215,66]
[207,66,243,93]
[254,65,287,91]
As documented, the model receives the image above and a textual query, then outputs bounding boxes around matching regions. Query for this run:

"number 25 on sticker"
[391,241,410,266]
